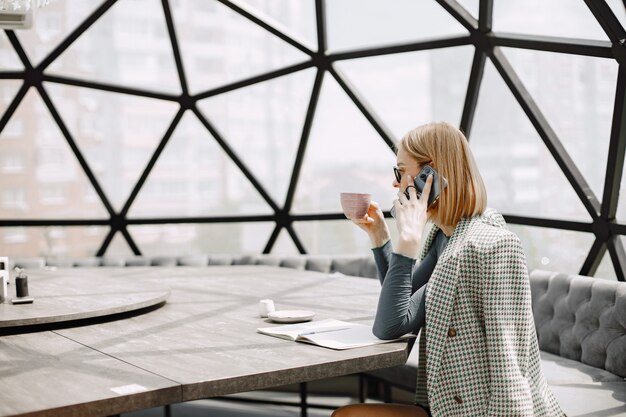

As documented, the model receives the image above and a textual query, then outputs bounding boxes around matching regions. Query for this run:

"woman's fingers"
[397,175,418,206]
[354,215,373,224]
[353,200,382,226]
[367,201,381,217]
[419,174,433,206]
[405,175,418,201]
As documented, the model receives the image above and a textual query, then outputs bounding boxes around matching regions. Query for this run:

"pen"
[298,327,351,336]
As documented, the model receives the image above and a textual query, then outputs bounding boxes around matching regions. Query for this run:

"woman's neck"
[437,223,456,237]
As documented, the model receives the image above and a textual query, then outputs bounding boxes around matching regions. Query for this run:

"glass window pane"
[46,0,181,94]
[14,0,105,66]
[104,231,134,258]
[594,247,618,280]
[293,220,371,255]
[239,0,317,49]
[0,31,23,70]
[493,0,608,41]
[293,217,399,255]
[129,222,275,255]
[501,48,617,200]
[172,0,309,95]
[326,0,468,52]
[129,111,273,218]
[0,88,108,220]
[197,68,315,205]
[508,225,594,275]
[0,226,108,258]
[336,45,474,139]
[291,76,397,215]
[1,80,22,110]
[46,83,179,211]
[470,60,591,222]
[271,228,300,255]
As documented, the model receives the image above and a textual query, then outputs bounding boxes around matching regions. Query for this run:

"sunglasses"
[394,165,442,184]
[393,166,402,183]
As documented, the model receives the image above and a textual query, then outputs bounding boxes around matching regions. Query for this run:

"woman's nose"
[392,179,400,188]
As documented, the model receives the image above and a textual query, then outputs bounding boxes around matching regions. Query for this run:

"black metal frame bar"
[460,48,487,138]
[584,0,626,43]
[1,0,626,280]
[327,36,471,61]
[491,33,612,58]
[161,0,188,96]
[194,61,314,101]
[42,74,180,101]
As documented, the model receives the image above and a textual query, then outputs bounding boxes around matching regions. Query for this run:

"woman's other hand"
[352,201,390,248]
[393,174,432,258]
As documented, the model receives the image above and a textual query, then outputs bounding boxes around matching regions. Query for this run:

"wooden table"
[0,266,409,417]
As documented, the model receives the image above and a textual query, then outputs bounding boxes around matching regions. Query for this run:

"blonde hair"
[400,121,487,226]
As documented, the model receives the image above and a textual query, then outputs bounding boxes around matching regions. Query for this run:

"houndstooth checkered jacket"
[414,209,565,416]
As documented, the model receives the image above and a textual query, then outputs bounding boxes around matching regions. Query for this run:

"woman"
[333,122,565,417]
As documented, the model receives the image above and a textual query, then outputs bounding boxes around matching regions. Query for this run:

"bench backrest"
[11,254,379,279]
[529,270,626,378]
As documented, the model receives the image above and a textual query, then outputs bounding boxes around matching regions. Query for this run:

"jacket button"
[454,395,463,404]
[448,327,457,337]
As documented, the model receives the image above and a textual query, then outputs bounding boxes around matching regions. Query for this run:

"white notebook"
[257,319,414,350]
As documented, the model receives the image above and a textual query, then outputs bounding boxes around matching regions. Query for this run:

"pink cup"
[340,193,372,219]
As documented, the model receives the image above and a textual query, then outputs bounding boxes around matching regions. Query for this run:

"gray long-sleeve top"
[371,230,449,340]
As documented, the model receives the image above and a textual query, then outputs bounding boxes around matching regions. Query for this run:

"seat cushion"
[540,351,623,384]
[551,381,626,416]
[540,351,626,416]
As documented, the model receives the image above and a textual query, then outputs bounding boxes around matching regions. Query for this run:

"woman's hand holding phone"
[393,174,432,259]
[352,201,391,248]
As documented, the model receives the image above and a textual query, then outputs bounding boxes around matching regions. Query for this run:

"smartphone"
[391,165,447,218]
[409,164,447,207]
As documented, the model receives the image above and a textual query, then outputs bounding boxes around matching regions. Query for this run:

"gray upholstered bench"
[11,254,379,279]
[530,270,626,415]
